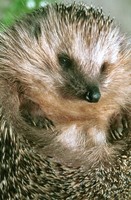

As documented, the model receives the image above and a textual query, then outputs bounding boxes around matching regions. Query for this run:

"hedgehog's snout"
[85,85,101,103]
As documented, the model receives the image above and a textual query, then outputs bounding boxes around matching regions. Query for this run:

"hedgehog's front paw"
[22,111,54,130]
[109,112,129,141]
[20,99,54,130]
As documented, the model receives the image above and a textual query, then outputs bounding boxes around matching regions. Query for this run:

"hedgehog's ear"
[31,22,42,41]
[22,14,42,42]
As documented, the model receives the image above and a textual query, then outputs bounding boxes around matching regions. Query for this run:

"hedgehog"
[0,3,130,200]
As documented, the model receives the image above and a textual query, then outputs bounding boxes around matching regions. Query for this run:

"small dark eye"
[58,54,73,70]
[101,62,108,73]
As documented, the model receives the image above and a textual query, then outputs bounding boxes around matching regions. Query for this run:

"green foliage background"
[0,0,59,28]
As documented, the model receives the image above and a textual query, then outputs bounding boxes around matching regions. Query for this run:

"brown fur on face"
[0,4,130,168]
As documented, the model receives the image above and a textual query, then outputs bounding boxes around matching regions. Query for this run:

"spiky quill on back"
[0,106,130,199]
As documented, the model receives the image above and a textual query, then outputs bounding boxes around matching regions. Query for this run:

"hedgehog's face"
[31,19,127,107]
[26,8,128,105]
[0,5,130,126]
[7,6,128,128]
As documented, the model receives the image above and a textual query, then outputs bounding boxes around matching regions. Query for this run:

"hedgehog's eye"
[100,62,108,73]
[58,54,73,70]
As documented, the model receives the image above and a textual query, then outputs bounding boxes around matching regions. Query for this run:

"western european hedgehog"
[0,3,130,200]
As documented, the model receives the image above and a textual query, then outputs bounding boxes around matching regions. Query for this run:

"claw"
[114,130,122,139]
[109,112,129,141]
[123,120,128,129]
[110,131,117,140]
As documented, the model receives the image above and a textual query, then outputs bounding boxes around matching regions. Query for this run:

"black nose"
[85,85,101,103]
